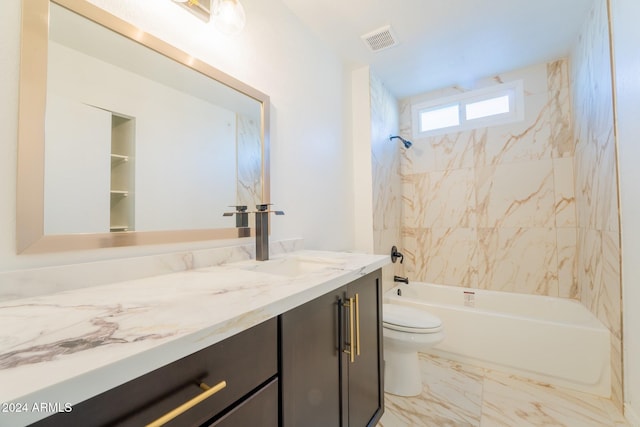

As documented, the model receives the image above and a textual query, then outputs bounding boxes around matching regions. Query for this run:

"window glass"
[419,104,460,132]
[466,95,510,120]
[411,80,524,138]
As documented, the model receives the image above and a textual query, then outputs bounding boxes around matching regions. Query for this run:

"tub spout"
[394,275,409,284]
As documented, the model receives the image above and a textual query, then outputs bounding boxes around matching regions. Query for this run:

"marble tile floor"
[378,353,629,427]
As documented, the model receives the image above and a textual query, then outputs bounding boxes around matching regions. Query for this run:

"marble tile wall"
[398,59,577,297]
[570,0,622,409]
[369,73,403,291]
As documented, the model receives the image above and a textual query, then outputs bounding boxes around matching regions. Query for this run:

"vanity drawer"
[208,378,278,427]
[31,318,277,427]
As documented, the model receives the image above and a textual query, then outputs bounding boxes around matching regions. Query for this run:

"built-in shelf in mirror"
[110,114,134,233]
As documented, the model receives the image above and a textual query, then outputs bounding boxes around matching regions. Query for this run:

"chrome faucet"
[222,205,251,238]
[224,204,284,261]
[254,204,284,261]
[223,205,249,228]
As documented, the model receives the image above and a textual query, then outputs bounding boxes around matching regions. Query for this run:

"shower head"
[389,135,412,149]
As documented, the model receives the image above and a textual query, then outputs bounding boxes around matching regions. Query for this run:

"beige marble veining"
[556,228,579,299]
[477,92,552,167]
[402,168,476,229]
[480,370,617,426]
[475,160,556,228]
[236,113,263,218]
[378,354,629,427]
[398,59,578,298]
[547,60,574,158]
[381,355,483,427]
[572,7,621,391]
[553,158,577,227]
[600,231,622,335]
[431,131,476,171]
[570,0,621,407]
[403,228,478,288]
[400,139,438,175]
[578,228,604,314]
[477,227,559,296]
[611,334,624,411]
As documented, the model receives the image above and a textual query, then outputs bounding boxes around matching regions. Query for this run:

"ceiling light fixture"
[171,0,246,35]
[212,0,246,36]
[172,0,211,22]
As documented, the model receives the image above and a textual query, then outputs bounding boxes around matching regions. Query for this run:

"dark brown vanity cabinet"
[31,319,278,427]
[280,270,384,427]
[29,270,383,427]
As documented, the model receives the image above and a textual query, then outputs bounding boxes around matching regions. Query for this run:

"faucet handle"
[223,205,250,228]
[223,205,248,216]
[255,203,284,215]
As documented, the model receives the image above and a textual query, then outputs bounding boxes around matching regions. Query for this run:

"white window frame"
[411,80,525,138]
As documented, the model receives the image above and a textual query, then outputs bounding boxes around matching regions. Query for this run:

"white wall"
[351,66,374,253]
[47,42,238,232]
[0,0,351,271]
[44,95,111,234]
[611,0,640,422]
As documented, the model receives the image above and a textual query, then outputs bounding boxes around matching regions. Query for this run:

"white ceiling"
[279,0,596,99]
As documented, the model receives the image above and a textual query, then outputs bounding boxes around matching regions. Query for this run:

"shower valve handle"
[391,246,404,264]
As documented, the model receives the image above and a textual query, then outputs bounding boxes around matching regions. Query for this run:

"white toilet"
[383,303,444,396]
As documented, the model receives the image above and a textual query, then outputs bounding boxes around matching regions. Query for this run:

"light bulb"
[212,0,246,35]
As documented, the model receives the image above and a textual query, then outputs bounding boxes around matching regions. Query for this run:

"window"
[420,104,459,132]
[465,95,510,120]
[411,80,524,137]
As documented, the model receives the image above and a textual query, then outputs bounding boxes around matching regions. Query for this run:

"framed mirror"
[17,0,270,253]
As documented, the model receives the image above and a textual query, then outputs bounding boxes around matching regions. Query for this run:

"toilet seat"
[383,304,443,334]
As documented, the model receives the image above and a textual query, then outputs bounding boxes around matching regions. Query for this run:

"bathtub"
[385,283,611,397]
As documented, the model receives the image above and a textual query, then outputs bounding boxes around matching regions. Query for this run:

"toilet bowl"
[383,303,444,397]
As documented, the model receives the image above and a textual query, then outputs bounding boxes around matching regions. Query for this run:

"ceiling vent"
[361,25,399,52]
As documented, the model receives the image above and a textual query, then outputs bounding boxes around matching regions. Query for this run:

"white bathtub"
[385,283,611,397]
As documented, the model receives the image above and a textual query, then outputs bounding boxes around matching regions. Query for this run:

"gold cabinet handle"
[146,380,227,427]
[343,297,355,363]
[355,293,360,356]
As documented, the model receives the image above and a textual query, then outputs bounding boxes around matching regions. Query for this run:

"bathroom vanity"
[0,251,387,426]
[281,270,383,427]
[30,319,279,427]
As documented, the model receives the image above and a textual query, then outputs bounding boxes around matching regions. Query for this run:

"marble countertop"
[0,250,388,425]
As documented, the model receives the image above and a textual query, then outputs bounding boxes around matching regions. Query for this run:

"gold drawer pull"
[355,293,360,356]
[343,297,355,363]
[146,380,227,427]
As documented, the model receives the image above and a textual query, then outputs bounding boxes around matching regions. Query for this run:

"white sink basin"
[239,256,344,278]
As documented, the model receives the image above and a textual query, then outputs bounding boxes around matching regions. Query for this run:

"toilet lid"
[383,304,442,332]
